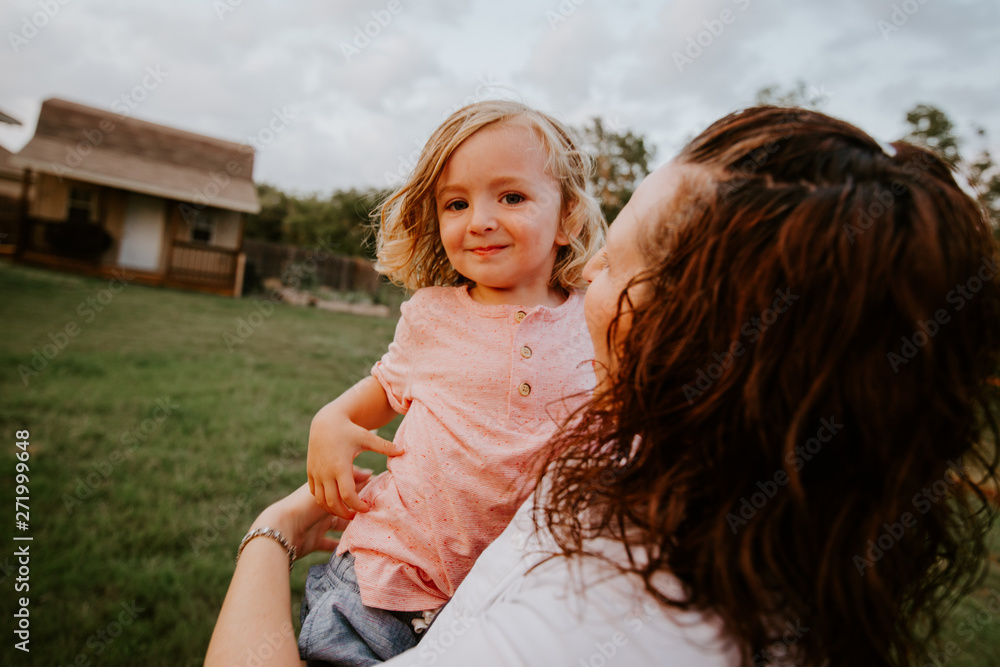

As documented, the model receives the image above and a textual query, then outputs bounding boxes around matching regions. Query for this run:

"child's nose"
[468,205,498,233]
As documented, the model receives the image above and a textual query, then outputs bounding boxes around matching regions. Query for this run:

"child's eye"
[501,193,525,205]
[445,200,469,211]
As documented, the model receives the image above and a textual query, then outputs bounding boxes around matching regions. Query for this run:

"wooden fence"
[241,239,382,296]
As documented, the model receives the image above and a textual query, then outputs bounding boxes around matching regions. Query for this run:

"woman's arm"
[205,480,365,667]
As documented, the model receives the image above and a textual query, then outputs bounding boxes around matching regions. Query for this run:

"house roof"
[0,144,24,181]
[11,98,260,213]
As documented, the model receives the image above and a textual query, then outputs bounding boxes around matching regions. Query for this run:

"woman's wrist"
[237,526,297,569]
[251,505,297,540]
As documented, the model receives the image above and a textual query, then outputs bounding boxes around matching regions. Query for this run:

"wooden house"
[0,107,24,253]
[8,98,261,296]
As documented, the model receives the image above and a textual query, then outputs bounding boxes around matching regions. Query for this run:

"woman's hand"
[206,473,372,667]
[253,473,373,560]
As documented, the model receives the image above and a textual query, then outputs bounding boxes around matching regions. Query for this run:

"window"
[189,208,217,244]
[67,185,98,224]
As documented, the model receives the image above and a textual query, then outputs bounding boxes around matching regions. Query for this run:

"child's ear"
[556,200,580,247]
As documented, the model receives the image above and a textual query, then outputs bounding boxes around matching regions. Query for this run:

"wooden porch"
[15,218,245,296]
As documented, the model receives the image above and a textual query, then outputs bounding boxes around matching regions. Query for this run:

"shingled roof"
[11,98,260,213]
[0,144,23,181]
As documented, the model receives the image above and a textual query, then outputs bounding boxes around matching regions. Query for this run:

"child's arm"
[307,375,403,519]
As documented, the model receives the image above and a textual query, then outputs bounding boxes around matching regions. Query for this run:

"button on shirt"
[337,285,595,611]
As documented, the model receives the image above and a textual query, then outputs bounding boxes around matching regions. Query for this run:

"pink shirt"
[337,285,595,611]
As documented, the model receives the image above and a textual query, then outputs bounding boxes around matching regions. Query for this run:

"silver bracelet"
[235,526,298,571]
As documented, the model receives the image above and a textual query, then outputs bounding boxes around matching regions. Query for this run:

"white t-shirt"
[384,497,738,666]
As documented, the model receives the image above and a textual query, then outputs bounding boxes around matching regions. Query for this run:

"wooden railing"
[168,240,239,288]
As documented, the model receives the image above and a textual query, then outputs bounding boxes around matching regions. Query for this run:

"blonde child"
[298,101,606,665]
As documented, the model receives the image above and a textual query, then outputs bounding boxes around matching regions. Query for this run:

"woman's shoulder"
[392,531,735,666]
[399,495,735,666]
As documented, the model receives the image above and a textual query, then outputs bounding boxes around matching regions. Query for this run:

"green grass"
[0,260,998,665]
[0,262,399,666]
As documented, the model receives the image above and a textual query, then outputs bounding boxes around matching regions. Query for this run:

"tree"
[244,185,386,258]
[754,80,829,109]
[901,104,1000,228]
[578,118,656,223]
[966,126,1000,228]
[244,183,289,243]
[902,104,961,168]
[282,188,384,258]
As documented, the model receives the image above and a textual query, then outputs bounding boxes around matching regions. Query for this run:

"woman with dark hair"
[207,106,1000,666]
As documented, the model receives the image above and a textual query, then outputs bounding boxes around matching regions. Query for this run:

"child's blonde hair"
[375,100,606,293]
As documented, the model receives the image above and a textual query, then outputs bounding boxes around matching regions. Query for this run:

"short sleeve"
[371,291,428,414]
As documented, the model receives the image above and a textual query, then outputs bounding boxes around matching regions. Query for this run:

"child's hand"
[307,404,403,519]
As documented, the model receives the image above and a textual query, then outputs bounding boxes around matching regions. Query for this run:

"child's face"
[434,119,569,307]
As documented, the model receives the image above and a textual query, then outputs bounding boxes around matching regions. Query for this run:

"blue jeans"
[298,552,427,666]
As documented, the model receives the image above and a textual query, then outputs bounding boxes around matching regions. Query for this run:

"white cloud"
[0,0,997,191]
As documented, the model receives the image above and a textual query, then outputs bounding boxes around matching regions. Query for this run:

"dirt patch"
[261,278,392,317]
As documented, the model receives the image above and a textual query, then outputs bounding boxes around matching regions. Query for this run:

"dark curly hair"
[536,106,1000,665]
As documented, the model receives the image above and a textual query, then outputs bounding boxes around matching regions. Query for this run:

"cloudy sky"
[2,0,997,195]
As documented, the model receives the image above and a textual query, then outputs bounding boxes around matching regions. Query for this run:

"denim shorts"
[298,551,433,666]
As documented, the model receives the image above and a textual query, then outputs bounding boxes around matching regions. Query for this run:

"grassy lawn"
[0,260,998,665]
[0,262,398,666]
